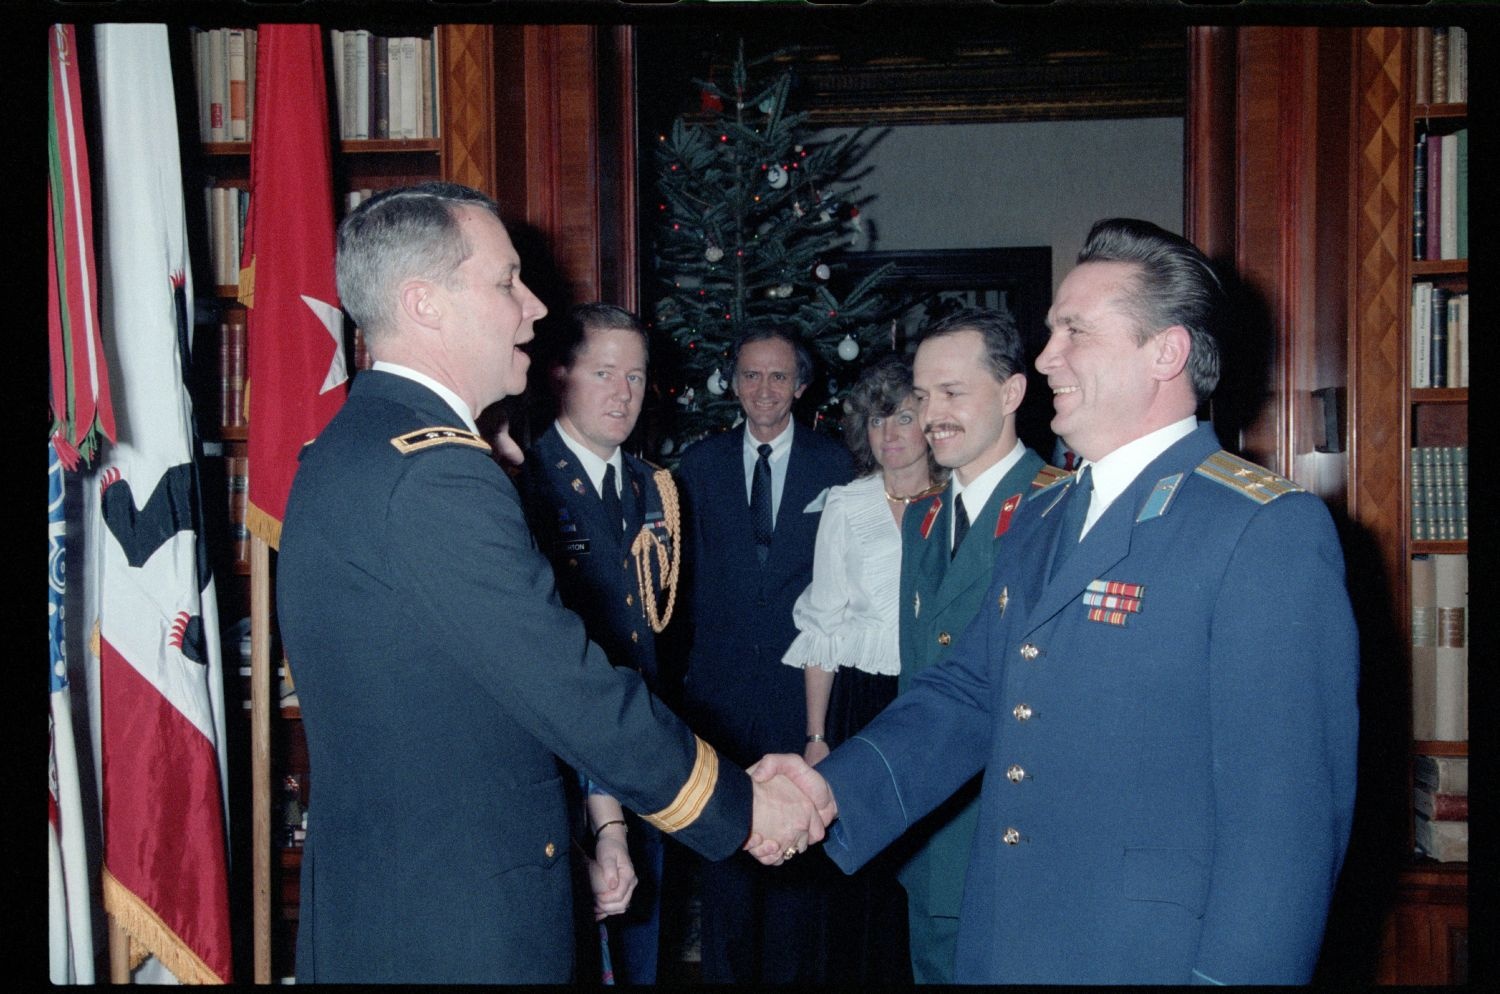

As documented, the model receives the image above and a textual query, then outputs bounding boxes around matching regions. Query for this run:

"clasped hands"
[741,754,839,866]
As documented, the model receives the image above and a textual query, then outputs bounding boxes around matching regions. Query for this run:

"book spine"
[1411,282,1432,388]
[353,29,370,141]
[1453,445,1467,539]
[1413,787,1469,821]
[1432,553,1467,741]
[245,28,256,140]
[1429,287,1449,388]
[1414,754,1468,794]
[400,37,420,140]
[229,454,249,568]
[1430,26,1449,104]
[1414,26,1431,105]
[221,312,246,429]
[1412,133,1426,259]
[1410,553,1437,739]
[330,29,346,139]
[208,28,227,142]
[373,35,390,140]
[420,36,434,139]
[1439,131,1458,260]
[227,28,247,141]
[1448,26,1466,103]
[1424,134,1441,261]
[193,28,210,141]
[1455,128,1467,260]
[430,27,442,139]
[1414,811,1468,863]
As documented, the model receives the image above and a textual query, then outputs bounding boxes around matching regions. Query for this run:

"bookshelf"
[1348,24,1467,986]
[180,22,501,982]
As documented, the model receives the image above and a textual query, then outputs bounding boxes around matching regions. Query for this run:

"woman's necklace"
[884,480,944,505]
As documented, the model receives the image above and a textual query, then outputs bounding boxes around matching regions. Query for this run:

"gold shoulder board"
[1031,464,1072,490]
[1194,450,1304,504]
[390,426,491,456]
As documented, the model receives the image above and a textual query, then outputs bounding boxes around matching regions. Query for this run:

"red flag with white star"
[240,24,345,548]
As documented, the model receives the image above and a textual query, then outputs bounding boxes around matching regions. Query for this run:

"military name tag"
[558,538,590,556]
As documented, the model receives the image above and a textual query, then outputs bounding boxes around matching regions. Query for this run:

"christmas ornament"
[776,283,794,298]
[677,387,696,407]
[813,262,831,281]
[837,335,860,361]
[659,438,675,456]
[758,95,775,114]
[766,165,788,189]
[707,369,727,395]
[704,244,723,263]
[701,88,722,113]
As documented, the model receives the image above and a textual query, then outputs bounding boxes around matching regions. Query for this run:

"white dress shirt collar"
[1077,416,1198,537]
[371,361,478,433]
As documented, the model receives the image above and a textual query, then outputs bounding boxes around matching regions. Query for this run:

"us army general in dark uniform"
[277,183,824,984]
[518,303,681,983]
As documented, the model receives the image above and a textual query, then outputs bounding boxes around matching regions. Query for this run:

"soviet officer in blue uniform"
[754,218,1360,984]
[277,183,826,984]
[517,303,681,983]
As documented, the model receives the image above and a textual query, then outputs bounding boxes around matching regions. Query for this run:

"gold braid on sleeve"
[630,468,682,633]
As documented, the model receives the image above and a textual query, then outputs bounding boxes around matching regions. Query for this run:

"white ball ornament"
[704,244,724,263]
[766,164,788,189]
[707,369,727,395]
[659,438,675,456]
[837,334,860,362]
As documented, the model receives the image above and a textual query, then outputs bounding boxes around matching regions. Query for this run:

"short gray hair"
[336,182,500,342]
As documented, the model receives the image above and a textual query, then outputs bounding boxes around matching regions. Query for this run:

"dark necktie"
[951,491,970,561]
[601,463,622,534]
[1050,465,1093,579]
[751,443,773,563]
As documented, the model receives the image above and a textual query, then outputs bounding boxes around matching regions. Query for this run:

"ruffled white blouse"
[781,472,902,676]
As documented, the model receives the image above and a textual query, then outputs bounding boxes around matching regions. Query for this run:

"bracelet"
[593,819,627,840]
[806,733,826,744]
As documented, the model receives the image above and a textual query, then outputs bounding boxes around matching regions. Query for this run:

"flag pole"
[109,916,131,982]
[251,534,273,983]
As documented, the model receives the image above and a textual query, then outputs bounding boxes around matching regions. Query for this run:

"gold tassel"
[630,469,682,633]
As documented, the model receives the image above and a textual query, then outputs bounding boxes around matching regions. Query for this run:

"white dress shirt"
[951,438,1028,551]
[741,420,796,527]
[1076,416,1199,538]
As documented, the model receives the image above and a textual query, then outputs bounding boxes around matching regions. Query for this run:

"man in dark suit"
[755,219,1359,983]
[676,328,855,983]
[276,183,824,984]
[894,308,1063,982]
[518,303,680,982]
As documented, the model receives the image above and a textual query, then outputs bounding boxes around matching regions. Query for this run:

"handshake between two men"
[742,754,837,865]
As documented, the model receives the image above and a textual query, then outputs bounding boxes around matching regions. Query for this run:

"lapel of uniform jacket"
[926,450,1040,620]
[1022,426,1217,630]
[621,455,647,540]
[544,425,621,555]
[766,424,815,564]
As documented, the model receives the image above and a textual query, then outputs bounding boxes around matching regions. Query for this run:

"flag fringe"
[102,869,227,984]
[246,500,283,550]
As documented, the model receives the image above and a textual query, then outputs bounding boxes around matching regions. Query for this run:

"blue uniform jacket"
[893,448,1051,922]
[677,425,855,766]
[276,372,751,983]
[819,424,1359,984]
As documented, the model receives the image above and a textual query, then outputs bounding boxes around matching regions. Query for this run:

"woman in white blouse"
[781,353,944,982]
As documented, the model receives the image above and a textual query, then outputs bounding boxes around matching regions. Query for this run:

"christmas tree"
[647,40,897,458]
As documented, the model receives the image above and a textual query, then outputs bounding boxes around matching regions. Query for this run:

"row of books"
[1413,26,1467,107]
[1411,129,1467,261]
[1410,554,1466,743]
[191,27,257,143]
[330,28,442,141]
[1413,754,1466,863]
[206,185,249,289]
[1410,446,1468,542]
[1409,284,1468,389]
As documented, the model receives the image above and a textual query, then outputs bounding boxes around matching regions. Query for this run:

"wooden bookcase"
[1347,26,1467,986]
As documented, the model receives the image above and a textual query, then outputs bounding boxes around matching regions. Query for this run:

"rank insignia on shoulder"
[1195,451,1303,504]
[1031,464,1071,490]
[993,493,1023,538]
[919,498,943,540]
[390,426,491,455]
[1136,473,1185,522]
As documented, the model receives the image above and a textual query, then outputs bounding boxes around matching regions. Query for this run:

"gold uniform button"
[1006,764,1026,783]
[1019,643,1039,661]
[567,558,579,569]
[937,631,952,646]
[544,842,557,859]
[1013,703,1033,722]
[626,593,634,606]
[631,631,640,643]
[1003,827,1022,846]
